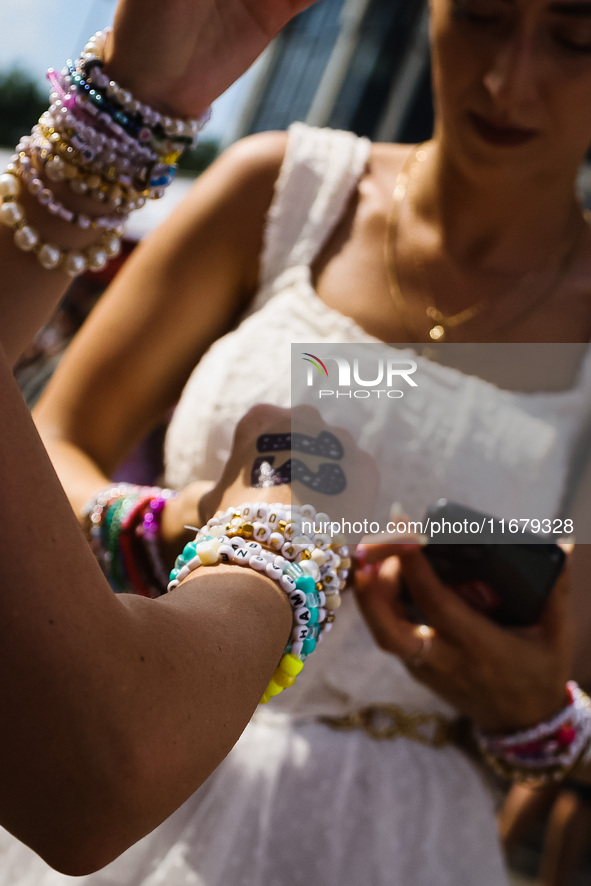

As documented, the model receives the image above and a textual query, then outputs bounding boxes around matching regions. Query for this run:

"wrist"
[101,30,210,122]
[474,681,591,785]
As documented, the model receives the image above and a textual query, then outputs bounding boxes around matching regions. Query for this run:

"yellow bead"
[279,654,304,677]
[266,680,284,697]
[260,692,271,704]
[272,668,296,689]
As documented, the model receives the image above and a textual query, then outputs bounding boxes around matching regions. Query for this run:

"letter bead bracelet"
[167,502,351,704]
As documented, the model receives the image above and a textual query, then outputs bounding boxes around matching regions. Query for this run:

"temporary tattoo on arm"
[256,431,344,460]
[251,457,346,495]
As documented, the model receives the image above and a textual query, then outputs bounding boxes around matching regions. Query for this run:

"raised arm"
[0,0,317,871]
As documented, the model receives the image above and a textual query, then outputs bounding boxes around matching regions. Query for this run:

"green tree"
[0,68,47,147]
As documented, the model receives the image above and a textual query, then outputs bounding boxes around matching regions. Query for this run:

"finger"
[535,555,573,648]
[355,538,427,566]
[400,548,511,653]
[353,557,456,672]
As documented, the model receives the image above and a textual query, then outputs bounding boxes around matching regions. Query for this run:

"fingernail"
[355,544,368,566]
[358,562,377,576]
[389,501,404,519]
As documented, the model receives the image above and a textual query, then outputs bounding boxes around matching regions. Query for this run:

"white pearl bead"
[44,159,65,182]
[0,200,24,226]
[70,179,88,194]
[14,225,39,252]
[63,250,87,277]
[310,548,327,566]
[299,560,321,582]
[86,246,107,272]
[37,243,61,270]
[102,235,121,258]
[0,173,20,199]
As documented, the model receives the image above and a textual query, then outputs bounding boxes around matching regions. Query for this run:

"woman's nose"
[483,31,539,110]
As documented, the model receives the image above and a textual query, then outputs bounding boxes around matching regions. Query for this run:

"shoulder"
[187,130,289,208]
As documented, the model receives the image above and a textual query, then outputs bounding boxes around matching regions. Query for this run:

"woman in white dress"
[4,0,591,884]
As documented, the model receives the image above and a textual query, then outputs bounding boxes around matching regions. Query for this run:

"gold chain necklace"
[383,142,586,342]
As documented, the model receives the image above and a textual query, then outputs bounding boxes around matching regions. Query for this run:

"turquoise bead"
[182,541,198,560]
[305,592,322,607]
[295,575,316,594]
[284,563,304,580]
[302,637,317,655]
[169,568,179,581]
[308,607,319,625]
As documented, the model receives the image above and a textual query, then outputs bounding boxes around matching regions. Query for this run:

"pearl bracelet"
[0,168,122,276]
[167,502,350,705]
[474,682,591,784]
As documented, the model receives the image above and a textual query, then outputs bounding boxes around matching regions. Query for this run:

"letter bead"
[279,574,296,593]
[268,532,284,551]
[289,589,307,608]
[265,562,283,580]
[249,555,268,572]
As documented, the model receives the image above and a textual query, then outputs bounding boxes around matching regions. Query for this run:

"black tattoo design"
[256,431,344,460]
[251,456,346,495]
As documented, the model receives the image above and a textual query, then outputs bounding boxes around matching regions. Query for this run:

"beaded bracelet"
[80,29,210,143]
[474,682,591,784]
[167,501,350,704]
[0,168,122,276]
[0,27,211,274]
[83,483,176,596]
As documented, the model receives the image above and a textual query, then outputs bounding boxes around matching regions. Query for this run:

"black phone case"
[403,500,565,627]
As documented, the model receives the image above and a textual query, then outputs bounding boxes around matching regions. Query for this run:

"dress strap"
[258,123,371,290]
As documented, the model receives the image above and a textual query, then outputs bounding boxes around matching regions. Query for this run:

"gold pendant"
[429,324,445,341]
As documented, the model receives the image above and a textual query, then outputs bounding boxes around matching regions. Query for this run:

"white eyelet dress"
[2,123,591,886]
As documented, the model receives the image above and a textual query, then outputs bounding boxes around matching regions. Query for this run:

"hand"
[199,403,379,533]
[354,536,574,733]
[104,0,318,117]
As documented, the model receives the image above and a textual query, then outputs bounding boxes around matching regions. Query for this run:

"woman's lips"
[468,111,539,147]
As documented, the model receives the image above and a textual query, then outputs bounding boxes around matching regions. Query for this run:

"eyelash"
[555,35,591,55]
[451,1,499,25]
[451,3,591,54]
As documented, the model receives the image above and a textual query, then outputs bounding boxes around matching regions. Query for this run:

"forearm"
[1,348,291,871]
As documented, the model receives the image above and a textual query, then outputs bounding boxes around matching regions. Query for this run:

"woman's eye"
[452,0,501,24]
[554,30,591,55]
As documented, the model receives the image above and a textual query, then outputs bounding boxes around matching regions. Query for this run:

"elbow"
[11,746,164,875]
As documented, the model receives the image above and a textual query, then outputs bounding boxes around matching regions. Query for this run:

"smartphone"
[402,499,566,627]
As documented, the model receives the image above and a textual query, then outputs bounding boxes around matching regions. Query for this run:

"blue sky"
[0,0,255,140]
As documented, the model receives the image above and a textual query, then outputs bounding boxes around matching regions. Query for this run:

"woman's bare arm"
[0,0,315,870]
[1,352,292,874]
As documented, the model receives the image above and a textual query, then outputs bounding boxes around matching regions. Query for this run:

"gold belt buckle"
[319,704,457,747]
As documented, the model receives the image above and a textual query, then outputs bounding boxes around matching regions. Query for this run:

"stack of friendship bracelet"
[0,27,209,276]
[167,502,351,705]
[83,483,177,597]
[474,681,591,784]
